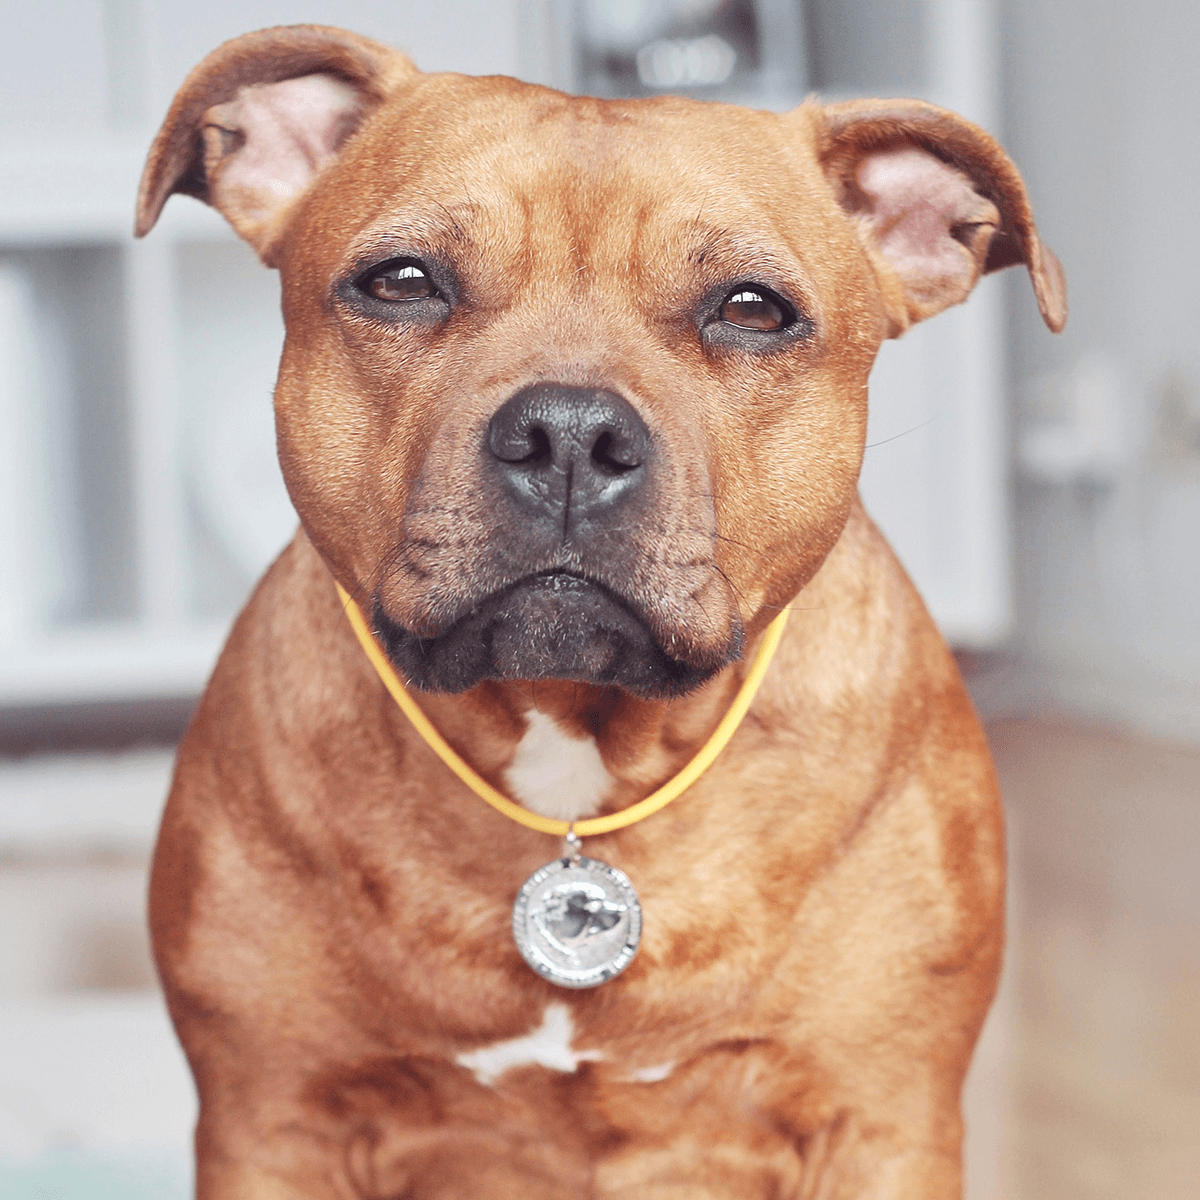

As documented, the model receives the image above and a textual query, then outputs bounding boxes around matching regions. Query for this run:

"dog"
[137,24,1065,1199]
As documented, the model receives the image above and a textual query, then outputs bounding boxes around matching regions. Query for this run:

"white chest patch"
[504,711,613,822]
[456,1002,603,1086]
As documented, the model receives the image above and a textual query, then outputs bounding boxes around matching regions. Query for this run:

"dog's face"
[139,27,1065,697]
[276,79,879,696]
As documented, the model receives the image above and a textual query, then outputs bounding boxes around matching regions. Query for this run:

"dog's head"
[138,25,1064,699]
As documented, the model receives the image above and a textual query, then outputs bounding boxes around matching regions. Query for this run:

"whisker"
[864,415,937,449]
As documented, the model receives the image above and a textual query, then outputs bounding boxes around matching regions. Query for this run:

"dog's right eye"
[361,261,439,302]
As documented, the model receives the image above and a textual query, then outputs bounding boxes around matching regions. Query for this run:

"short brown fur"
[139,24,1064,1199]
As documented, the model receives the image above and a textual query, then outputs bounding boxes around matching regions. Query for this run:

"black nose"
[485,384,652,529]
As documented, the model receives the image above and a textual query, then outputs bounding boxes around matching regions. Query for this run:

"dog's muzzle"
[373,383,741,696]
[374,572,724,697]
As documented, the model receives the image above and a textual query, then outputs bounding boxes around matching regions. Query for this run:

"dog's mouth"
[372,571,737,698]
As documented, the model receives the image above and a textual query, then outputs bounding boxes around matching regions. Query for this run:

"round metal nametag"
[512,855,642,989]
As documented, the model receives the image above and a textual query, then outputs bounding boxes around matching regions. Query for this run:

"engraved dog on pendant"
[536,882,629,956]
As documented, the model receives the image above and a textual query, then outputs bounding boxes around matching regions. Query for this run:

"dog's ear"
[135,25,417,263]
[810,97,1066,336]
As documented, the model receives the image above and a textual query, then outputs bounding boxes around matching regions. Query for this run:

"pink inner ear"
[854,147,1000,319]
[203,73,364,249]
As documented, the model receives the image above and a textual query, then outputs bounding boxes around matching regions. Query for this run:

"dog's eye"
[363,261,438,302]
[719,288,790,332]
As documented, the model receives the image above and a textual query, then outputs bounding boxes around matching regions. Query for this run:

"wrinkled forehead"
[300,75,827,278]
[378,74,793,197]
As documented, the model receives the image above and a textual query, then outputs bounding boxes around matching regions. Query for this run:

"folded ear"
[813,97,1066,336]
[135,24,417,263]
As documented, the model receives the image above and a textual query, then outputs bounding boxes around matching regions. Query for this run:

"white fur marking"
[505,711,613,821]
[629,1061,677,1083]
[457,1003,602,1085]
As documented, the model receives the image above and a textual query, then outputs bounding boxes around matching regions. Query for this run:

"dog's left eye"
[362,261,439,302]
[719,288,790,332]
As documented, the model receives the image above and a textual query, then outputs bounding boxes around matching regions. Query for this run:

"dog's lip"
[371,567,734,697]
[497,568,626,602]
[397,568,655,644]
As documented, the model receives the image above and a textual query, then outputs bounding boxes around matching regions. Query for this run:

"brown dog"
[138,25,1065,1199]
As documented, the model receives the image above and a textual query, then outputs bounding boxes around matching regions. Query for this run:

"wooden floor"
[988,718,1200,1200]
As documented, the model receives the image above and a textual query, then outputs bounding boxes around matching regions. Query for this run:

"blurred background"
[0,1,1196,1197]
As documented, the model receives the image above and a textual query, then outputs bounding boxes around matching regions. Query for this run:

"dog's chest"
[504,711,614,822]
[455,1001,679,1088]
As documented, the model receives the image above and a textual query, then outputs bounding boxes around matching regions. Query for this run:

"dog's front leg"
[194,1155,336,1200]
[590,1090,965,1200]
[194,1099,594,1200]
[189,1102,359,1200]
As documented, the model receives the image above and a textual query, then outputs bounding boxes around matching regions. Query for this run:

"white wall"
[1002,0,1200,743]
[0,1,523,141]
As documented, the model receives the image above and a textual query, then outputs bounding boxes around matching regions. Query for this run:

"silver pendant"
[512,834,641,988]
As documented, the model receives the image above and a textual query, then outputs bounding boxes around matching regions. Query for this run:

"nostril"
[591,430,642,474]
[518,426,552,465]
[490,423,552,465]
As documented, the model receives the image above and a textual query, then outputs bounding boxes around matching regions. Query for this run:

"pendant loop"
[562,827,582,864]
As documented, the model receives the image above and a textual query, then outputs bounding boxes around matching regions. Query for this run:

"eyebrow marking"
[683,222,797,281]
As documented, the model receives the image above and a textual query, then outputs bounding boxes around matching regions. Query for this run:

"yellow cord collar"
[334,581,788,838]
